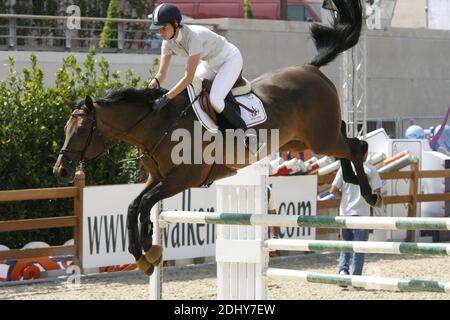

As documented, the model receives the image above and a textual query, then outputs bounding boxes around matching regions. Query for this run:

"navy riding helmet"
[150,3,182,32]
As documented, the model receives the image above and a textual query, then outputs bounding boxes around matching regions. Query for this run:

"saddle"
[199,72,252,124]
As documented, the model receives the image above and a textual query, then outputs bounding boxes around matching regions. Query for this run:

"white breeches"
[195,42,243,113]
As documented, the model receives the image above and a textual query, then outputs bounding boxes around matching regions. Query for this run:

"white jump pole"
[149,202,162,300]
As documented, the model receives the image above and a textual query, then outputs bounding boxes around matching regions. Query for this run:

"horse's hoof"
[144,245,163,266]
[371,194,383,208]
[136,255,155,276]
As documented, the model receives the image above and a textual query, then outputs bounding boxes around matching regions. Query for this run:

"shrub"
[0,48,157,248]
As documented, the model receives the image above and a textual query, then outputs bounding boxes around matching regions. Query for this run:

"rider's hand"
[153,94,171,112]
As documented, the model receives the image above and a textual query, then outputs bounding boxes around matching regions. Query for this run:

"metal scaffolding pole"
[340,30,367,139]
[340,0,368,139]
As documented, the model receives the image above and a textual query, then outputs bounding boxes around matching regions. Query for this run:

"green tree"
[99,0,121,48]
[244,0,254,19]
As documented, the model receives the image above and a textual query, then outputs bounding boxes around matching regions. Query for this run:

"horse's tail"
[309,0,363,68]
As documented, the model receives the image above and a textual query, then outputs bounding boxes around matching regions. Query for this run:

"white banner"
[82,184,216,268]
[158,187,217,261]
[82,175,317,269]
[83,184,143,269]
[269,175,317,240]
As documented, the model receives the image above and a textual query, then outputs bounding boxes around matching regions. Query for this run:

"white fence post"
[215,163,268,299]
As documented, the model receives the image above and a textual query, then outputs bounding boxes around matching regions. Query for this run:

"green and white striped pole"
[264,239,450,255]
[266,268,450,293]
[160,211,450,231]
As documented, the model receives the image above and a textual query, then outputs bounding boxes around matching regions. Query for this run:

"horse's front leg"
[137,165,206,274]
[127,178,160,275]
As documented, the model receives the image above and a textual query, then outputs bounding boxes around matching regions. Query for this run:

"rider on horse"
[148,3,264,154]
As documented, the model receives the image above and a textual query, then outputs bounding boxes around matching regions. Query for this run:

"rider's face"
[159,23,176,40]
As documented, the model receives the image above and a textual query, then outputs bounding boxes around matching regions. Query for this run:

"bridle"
[58,107,107,170]
[58,98,155,170]
[58,88,202,170]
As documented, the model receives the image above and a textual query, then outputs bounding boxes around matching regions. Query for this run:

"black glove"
[153,94,170,112]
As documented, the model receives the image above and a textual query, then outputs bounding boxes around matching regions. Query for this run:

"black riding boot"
[220,101,265,155]
[220,100,248,131]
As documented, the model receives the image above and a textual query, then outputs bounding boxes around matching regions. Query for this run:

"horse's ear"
[85,95,94,111]
[63,98,75,109]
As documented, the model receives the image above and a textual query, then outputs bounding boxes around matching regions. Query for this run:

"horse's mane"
[100,87,168,105]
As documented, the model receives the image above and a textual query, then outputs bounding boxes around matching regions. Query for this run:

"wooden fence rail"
[0,171,85,266]
[0,187,78,202]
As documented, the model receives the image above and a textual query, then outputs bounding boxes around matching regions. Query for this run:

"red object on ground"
[22,265,41,280]
[9,257,60,281]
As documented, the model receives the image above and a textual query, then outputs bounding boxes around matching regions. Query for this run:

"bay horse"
[54,0,381,275]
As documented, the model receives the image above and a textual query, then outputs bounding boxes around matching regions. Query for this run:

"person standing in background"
[330,140,382,277]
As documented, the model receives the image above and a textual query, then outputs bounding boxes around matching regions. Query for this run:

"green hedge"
[0,48,158,249]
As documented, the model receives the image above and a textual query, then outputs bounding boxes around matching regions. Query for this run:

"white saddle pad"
[187,84,267,134]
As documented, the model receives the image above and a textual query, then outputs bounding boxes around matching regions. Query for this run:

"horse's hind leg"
[348,138,381,207]
[327,129,381,207]
[337,121,358,185]
[346,138,381,207]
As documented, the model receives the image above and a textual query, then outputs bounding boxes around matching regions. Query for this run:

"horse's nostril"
[60,167,68,178]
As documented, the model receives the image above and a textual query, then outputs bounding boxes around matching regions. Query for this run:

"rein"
[106,105,154,142]
[149,88,204,155]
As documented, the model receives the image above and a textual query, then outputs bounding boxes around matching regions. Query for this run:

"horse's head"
[53,95,107,184]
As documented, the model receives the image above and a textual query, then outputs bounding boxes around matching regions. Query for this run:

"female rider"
[149,3,263,154]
